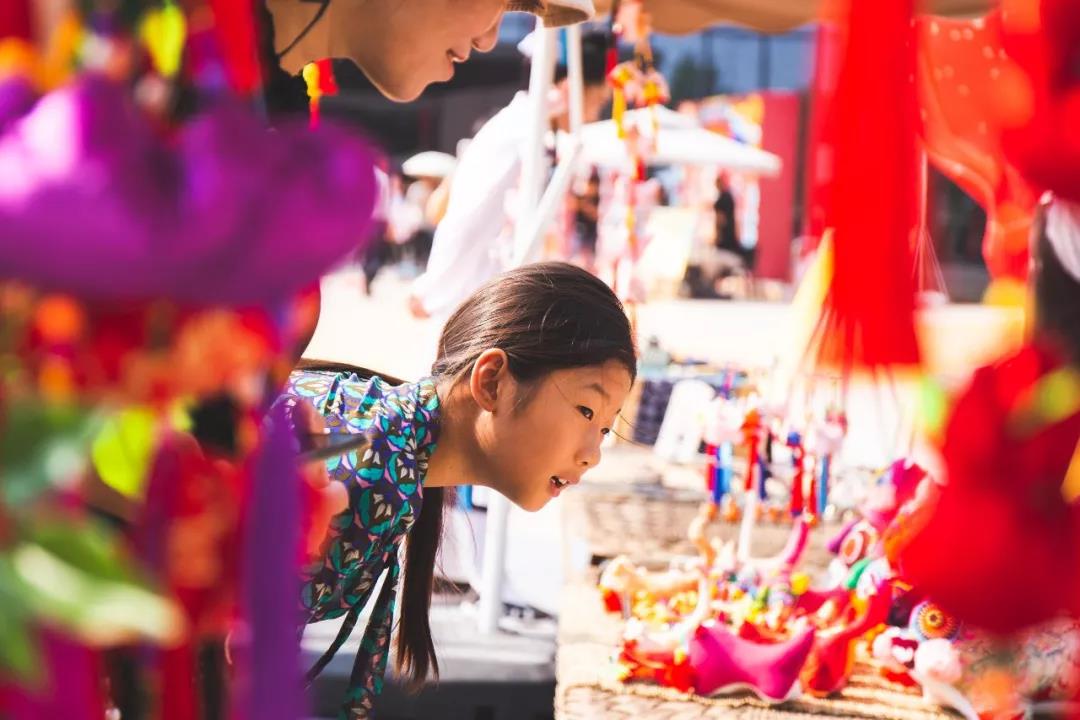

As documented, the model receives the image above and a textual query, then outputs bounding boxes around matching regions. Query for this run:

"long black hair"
[395,262,637,688]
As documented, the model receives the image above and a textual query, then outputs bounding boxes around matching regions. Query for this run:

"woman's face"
[473,359,633,512]
[342,0,508,101]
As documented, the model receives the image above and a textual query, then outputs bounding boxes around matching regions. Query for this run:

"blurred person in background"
[408,29,612,322]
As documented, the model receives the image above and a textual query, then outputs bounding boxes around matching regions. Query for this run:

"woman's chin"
[511,489,551,514]
[370,74,430,103]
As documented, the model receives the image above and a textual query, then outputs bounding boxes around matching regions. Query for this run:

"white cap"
[401,151,457,179]
[508,0,595,27]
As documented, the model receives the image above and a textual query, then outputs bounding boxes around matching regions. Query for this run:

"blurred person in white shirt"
[408,30,612,322]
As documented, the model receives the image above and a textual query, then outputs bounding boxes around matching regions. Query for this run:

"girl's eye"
[577,405,594,421]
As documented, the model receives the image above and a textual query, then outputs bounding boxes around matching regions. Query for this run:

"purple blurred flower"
[0,75,377,305]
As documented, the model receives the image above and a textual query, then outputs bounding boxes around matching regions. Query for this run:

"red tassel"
[811,0,920,369]
[605,46,619,77]
[0,0,32,41]
[304,59,338,129]
[315,58,337,95]
[704,442,717,494]
[209,0,262,94]
[789,442,805,517]
[742,410,761,492]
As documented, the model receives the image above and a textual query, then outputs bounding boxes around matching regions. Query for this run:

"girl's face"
[342,0,507,101]
[473,358,633,512]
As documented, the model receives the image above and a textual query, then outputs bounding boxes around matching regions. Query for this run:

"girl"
[279,261,637,717]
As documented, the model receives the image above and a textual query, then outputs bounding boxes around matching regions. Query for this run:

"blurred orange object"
[917,11,1038,282]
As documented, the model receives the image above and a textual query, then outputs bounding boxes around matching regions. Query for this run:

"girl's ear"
[469,349,509,412]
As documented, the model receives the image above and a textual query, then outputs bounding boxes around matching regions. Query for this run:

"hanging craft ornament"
[808,0,920,371]
[302,58,338,129]
[208,0,262,94]
[138,1,186,79]
[703,392,741,505]
[787,431,806,517]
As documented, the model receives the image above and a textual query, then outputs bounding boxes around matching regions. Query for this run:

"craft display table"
[555,474,957,720]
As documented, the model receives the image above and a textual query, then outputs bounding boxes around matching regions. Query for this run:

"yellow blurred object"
[41,11,83,87]
[1008,366,1080,435]
[770,231,834,405]
[790,572,810,596]
[138,1,186,78]
[302,62,323,101]
[982,277,1027,308]
[0,38,38,80]
[917,375,949,441]
[91,407,160,500]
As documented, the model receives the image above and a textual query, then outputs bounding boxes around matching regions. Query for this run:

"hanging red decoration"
[999,0,1080,205]
[809,0,920,370]
[916,10,1037,283]
[208,0,262,95]
[0,0,32,41]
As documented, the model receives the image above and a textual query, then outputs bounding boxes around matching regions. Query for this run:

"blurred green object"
[0,556,40,684]
[0,402,102,506]
[0,517,184,681]
[918,375,948,439]
[15,518,184,646]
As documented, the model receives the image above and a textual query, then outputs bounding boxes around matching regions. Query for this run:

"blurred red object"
[209,0,261,94]
[917,11,1038,282]
[999,0,1080,205]
[901,340,1080,634]
[810,0,920,370]
[0,0,32,41]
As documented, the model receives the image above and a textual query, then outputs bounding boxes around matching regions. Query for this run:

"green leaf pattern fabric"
[278,370,439,719]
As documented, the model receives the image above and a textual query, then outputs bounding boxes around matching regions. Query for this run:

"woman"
[278,262,636,717]
[260,0,595,107]
[253,0,596,357]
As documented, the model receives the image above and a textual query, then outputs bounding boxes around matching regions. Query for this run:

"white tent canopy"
[564,105,782,176]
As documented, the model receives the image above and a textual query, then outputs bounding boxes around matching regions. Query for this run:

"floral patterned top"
[278,369,440,719]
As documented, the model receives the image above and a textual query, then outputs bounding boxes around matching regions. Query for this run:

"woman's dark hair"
[396,262,637,687]
[1032,203,1080,364]
[256,1,317,118]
